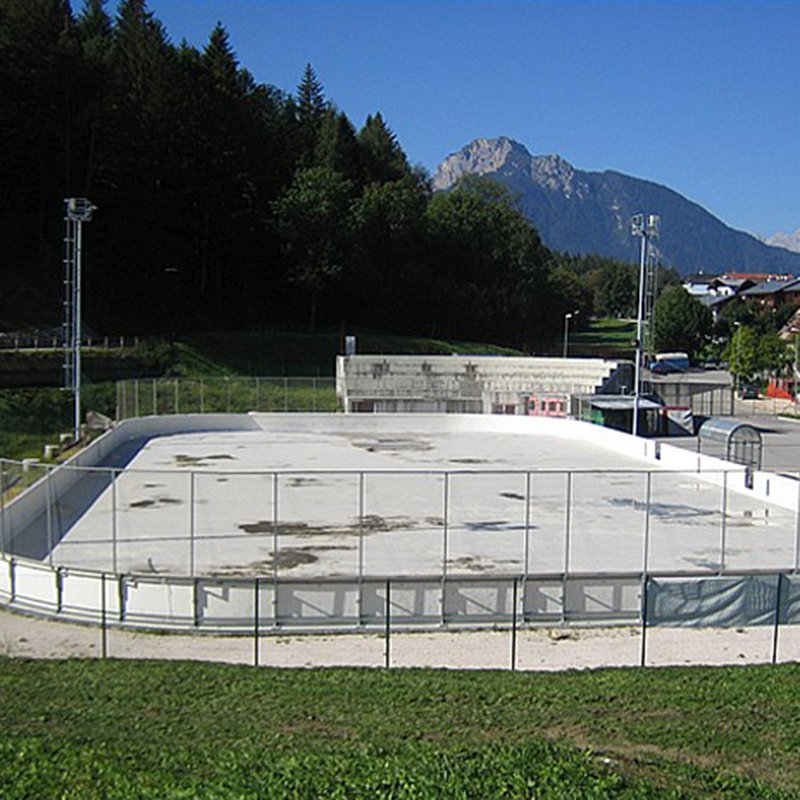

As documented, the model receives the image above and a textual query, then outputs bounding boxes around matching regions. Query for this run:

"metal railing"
[3,457,800,584]
[0,332,141,351]
[115,377,338,418]
[3,559,800,671]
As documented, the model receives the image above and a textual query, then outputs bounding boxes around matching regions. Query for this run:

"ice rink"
[45,417,796,578]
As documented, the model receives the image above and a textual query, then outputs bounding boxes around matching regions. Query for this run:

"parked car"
[649,352,690,374]
[738,383,759,399]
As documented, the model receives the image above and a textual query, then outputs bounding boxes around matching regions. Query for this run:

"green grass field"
[177,329,523,377]
[568,319,637,358]
[0,658,798,799]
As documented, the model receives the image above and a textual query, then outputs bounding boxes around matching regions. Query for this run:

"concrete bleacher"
[336,355,632,415]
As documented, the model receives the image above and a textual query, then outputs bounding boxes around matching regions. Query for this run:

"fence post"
[192,578,200,627]
[45,465,54,566]
[641,472,652,573]
[283,378,289,412]
[254,577,260,667]
[174,378,179,415]
[200,379,205,414]
[719,471,728,574]
[358,472,365,626]
[563,472,572,576]
[1,461,6,558]
[772,573,783,665]
[272,473,279,624]
[189,472,195,577]
[511,577,518,672]
[100,572,108,659]
[111,469,118,573]
[523,471,531,581]
[640,575,649,667]
[118,575,126,623]
[441,472,449,625]
[794,478,800,573]
[384,578,391,669]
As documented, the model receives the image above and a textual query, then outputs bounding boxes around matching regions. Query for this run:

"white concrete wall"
[0,552,645,632]
[336,354,626,412]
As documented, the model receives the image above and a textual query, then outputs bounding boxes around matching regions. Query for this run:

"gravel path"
[2,606,797,671]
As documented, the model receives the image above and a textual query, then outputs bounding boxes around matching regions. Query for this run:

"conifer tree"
[358,112,410,184]
[202,22,238,92]
[315,108,361,181]
[294,63,327,164]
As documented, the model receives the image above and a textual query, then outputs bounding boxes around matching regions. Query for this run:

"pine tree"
[358,112,410,184]
[0,0,79,322]
[77,0,112,52]
[294,63,327,164]
[112,0,172,113]
[202,22,238,92]
[315,108,361,181]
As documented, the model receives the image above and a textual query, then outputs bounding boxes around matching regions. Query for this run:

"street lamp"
[563,310,579,359]
[63,197,97,444]
[631,213,660,437]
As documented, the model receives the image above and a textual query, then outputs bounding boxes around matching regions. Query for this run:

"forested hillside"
[1,0,647,348]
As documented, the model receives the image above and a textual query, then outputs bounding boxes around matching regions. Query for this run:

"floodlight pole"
[563,309,579,359]
[631,214,659,437]
[63,198,96,444]
[563,313,573,359]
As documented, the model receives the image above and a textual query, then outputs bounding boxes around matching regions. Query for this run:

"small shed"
[698,418,762,471]
[571,394,662,434]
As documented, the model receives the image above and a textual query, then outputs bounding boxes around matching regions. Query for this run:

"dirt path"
[2,606,796,671]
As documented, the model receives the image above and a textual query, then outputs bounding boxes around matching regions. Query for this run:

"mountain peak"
[432,137,585,198]
[766,229,800,254]
[432,137,532,190]
[530,153,585,198]
[432,135,800,275]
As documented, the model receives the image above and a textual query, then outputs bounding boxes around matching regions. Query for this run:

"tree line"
[2,0,666,348]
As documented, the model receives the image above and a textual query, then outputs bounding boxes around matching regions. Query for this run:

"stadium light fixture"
[63,198,97,444]
[631,213,660,436]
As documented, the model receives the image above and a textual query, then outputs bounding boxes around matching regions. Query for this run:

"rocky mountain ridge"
[433,137,800,276]
[766,229,800,254]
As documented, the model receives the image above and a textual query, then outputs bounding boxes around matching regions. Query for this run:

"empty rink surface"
[46,415,797,579]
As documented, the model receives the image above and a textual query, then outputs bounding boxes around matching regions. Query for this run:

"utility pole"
[63,198,97,444]
[631,214,660,437]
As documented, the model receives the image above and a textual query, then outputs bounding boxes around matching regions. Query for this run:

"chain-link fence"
[115,377,338,418]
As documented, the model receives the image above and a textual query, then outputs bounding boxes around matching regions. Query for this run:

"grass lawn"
[178,329,523,377]
[568,318,637,358]
[0,658,798,798]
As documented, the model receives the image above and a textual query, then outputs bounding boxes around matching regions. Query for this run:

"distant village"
[683,272,800,339]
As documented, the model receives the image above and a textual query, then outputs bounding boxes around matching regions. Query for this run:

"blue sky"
[146,0,800,239]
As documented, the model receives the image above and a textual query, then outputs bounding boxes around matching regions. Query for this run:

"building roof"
[741,277,800,296]
[723,272,794,282]
[588,395,662,411]
[698,294,733,308]
[711,277,752,290]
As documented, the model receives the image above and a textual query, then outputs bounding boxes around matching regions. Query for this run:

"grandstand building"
[336,355,633,416]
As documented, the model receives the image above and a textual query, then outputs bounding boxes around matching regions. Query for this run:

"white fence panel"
[123,578,194,628]
[13,560,58,612]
